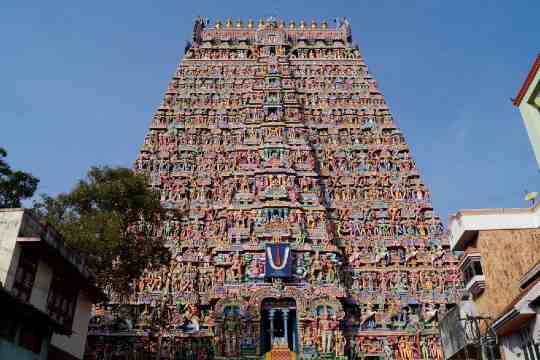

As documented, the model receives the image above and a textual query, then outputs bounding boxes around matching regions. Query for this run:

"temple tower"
[87,17,461,360]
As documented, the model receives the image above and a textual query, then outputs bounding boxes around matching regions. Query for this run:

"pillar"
[269,309,276,346]
[254,321,261,356]
[282,308,289,345]
[292,324,296,353]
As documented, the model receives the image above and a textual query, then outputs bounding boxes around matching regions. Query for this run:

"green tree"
[0,147,39,208]
[32,166,170,296]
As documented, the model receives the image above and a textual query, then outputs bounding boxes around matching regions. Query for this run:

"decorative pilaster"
[297,320,304,355]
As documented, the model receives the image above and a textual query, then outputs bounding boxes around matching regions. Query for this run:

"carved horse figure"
[359,303,377,328]
[421,303,438,328]
[382,300,401,329]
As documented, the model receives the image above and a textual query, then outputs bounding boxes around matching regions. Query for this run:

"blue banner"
[265,243,292,278]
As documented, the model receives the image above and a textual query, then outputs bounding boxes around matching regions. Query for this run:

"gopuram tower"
[87,17,462,360]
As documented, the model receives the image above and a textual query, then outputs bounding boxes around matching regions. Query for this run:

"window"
[518,326,540,360]
[47,274,79,328]
[463,260,483,284]
[12,250,39,302]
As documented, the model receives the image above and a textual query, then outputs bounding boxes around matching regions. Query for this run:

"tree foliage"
[32,166,170,296]
[0,147,39,208]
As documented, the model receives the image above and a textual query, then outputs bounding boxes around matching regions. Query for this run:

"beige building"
[514,54,540,168]
[441,206,540,360]
[440,53,540,360]
[0,209,104,360]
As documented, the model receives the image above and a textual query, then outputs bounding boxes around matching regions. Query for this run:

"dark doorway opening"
[260,298,298,354]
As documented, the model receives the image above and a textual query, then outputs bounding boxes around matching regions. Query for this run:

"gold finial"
[300,19,306,30]
[226,18,233,28]
[215,19,222,30]
[288,20,296,29]
[236,18,243,29]
[247,18,254,29]
[311,19,318,29]
[258,18,265,30]
[321,19,328,30]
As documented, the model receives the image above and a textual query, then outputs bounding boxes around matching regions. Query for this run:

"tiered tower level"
[88,17,462,360]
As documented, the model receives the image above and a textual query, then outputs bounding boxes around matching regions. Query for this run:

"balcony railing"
[465,274,486,297]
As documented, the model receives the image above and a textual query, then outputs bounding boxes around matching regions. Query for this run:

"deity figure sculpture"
[184,304,200,333]
[430,245,445,265]
[379,339,393,360]
[317,308,334,354]
[246,257,264,279]
[304,324,315,347]
[397,336,414,360]
[230,252,244,281]
[215,267,225,284]
[349,246,362,267]
[323,259,336,284]
[428,336,444,360]
[222,312,240,356]
[294,254,308,279]
[136,305,151,329]
[310,251,323,282]
[334,330,345,356]
[202,309,215,336]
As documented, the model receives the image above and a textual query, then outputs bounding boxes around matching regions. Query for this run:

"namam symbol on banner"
[265,244,292,278]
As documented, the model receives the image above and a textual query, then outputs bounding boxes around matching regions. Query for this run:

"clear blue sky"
[1,0,539,222]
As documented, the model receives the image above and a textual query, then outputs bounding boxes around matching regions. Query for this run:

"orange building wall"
[474,228,540,320]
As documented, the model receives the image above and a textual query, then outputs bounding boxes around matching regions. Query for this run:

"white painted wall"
[29,260,53,312]
[518,68,540,169]
[51,291,93,360]
[4,244,21,291]
[448,206,540,250]
[0,210,98,360]
[0,210,23,287]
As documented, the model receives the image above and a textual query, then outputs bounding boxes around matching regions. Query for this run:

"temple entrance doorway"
[260,298,298,354]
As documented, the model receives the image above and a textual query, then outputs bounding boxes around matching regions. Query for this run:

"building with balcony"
[0,208,104,360]
[440,206,540,359]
